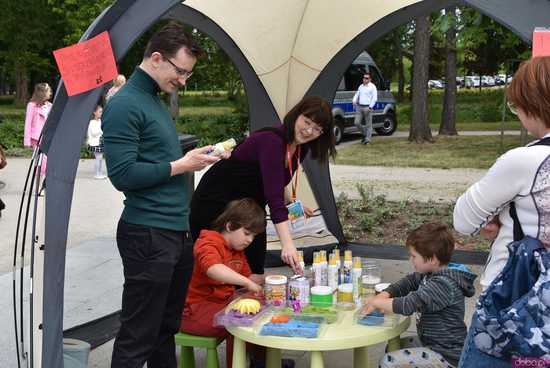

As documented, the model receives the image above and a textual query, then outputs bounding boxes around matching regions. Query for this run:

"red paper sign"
[53,31,118,96]
[533,28,550,58]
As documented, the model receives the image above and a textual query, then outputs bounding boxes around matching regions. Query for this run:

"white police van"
[332,52,397,144]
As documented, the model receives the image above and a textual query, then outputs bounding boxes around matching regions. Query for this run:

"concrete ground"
[0,147,487,367]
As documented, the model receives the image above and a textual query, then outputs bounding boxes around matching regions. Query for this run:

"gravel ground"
[330,164,486,203]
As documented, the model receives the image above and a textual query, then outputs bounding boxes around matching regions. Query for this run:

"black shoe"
[361,139,370,145]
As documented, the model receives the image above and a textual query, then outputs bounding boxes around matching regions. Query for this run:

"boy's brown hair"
[211,198,266,234]
[405,222,455,265]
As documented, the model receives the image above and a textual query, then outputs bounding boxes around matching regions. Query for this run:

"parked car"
[481,75,495,87]
[428,79,445,89]
[332,52,397,144]
[465,76,480,88]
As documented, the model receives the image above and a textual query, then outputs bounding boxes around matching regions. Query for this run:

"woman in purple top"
[190,96,336,274]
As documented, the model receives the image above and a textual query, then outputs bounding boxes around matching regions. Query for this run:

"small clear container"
[361,259,382,301]
[213,291,270,327]
[257,311,328,338]
[276,304,340,324]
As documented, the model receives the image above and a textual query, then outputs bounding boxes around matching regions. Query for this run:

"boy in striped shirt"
[364,222,477,367]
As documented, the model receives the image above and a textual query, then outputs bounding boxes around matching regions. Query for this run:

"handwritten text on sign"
[53,31,117,96]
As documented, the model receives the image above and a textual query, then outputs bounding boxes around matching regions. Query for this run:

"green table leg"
[310,351,324,368]
[353,346,369,368]
[266,348,282,368]
[232,336,247,368]
[386,336,401,352]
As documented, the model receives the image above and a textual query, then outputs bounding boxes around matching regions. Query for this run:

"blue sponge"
[358,311,385,326]
[260,320,320,338]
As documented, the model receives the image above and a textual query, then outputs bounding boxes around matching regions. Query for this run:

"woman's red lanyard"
[286,144,301,202]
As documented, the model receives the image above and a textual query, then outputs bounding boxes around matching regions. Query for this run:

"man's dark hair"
[144,22,203,59]
[405,222,455,265]
[211,198,266,234]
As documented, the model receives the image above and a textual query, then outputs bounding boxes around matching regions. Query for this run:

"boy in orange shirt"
[180,198,266,367]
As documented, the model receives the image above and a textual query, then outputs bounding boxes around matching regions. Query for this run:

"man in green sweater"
[102,22,221,368]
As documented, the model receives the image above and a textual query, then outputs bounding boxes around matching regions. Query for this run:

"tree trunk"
[170,90,179,121]
[409,15,433,143]
[15,64,28,105]
[439,7,458,136]
[395,30,405,102]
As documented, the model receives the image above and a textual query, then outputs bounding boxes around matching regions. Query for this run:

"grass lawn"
[334,135,524,169]
[396,121,521,132]
[178,106,233,115]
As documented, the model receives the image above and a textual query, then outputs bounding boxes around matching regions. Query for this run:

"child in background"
[87,105,106,179]
[363,222,477,368]
[180,198,265,368]
[24,83,52,176]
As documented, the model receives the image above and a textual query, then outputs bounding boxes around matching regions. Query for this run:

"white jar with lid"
[264,275,288,306]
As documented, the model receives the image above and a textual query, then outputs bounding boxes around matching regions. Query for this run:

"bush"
[0,119,24,149]
[0,96,15,105]
[180,93,230,107]
[176,113,249,146]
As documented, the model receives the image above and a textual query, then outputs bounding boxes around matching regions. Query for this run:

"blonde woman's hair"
[113,74,126,87]
[30,83,51,104]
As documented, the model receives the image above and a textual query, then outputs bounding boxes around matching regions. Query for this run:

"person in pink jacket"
[24,83,52,176]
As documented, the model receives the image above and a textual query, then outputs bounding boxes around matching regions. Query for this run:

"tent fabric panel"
[258,63,291,122]
[185,0,308,75]
[292,0,422,71]
[285,59,320,113]
[166,4,280,130]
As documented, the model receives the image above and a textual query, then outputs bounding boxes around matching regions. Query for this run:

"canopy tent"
[20,0,549,366]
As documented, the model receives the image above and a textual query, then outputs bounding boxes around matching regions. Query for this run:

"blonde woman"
[105,74,126,101]
[24,83,52,175]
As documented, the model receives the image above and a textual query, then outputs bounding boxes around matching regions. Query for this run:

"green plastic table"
[227,309,410,368]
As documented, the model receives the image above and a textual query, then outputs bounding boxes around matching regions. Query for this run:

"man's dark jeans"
[111,220,194,368]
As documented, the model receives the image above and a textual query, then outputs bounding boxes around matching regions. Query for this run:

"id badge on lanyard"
[286,145,306,230]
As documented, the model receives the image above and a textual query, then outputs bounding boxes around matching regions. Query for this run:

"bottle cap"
[313,252,319,264]
[329,253,336,266]
[298,250,304,262]
[353,256,362,268]
[344,250,352,261]
[265,275,287,285]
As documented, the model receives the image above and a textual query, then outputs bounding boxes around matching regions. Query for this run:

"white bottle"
[352,256,362,304]
[313,252,322,287]
[343,250,353,283]
[209,138,236,156]
[319,250,328,286]
[298,250,305,274]
[328,254,339,304]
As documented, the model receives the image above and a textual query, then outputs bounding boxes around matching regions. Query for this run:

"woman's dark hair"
[144,22,203,59]
[211,198,266,234]
[282,96,336,163]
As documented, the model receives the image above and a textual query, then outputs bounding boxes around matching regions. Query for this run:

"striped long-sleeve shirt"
[385,263,477,366]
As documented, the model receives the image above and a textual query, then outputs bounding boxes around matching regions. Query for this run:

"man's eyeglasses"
[304,118,323,135]
[507,101,518,115]
[163,56,193,80]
